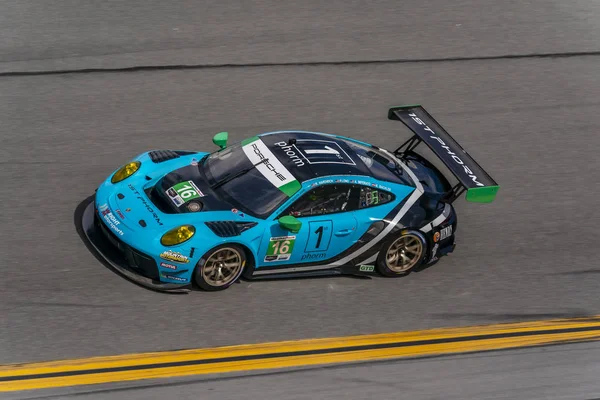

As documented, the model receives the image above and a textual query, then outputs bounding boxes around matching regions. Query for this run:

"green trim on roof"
[466,186,500,203]
[279,180,302,197]
[241,136,260,146]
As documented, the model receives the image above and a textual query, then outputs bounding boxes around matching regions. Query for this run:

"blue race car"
[81,105,499,292]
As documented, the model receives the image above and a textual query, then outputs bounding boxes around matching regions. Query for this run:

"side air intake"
[205,221,258,237]
[149,150,180,163]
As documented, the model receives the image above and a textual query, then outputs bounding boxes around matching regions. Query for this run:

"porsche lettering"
[252,143,286,181]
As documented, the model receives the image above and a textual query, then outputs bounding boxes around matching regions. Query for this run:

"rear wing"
[388,105,499,203]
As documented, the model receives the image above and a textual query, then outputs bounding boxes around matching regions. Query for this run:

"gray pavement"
[1,0,600,388]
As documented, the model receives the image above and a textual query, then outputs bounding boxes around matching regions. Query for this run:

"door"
[256,183,359,268]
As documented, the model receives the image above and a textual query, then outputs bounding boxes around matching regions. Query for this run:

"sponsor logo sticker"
[160,262,178,270]
[98,203,124,236]
[160,250,190,264]
[429,243,440,264]
[264,235,296,262]
[440,226,452,241]
[359,265,375,272]
[160,273,188,282]
[300,252,326,261]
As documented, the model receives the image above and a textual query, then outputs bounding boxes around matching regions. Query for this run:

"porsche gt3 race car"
[81,105,499,292]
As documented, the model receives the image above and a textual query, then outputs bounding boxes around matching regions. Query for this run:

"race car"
[81,105,499,292]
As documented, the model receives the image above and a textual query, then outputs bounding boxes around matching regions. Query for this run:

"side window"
[358,186,394,209]
[281,184,357,217]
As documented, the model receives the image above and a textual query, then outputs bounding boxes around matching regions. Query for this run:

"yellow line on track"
[2,316,600,392]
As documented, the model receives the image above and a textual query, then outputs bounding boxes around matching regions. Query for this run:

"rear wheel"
[194,244,246,291]
[376,230,426,277]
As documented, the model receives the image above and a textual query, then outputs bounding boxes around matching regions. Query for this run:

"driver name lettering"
[253,143,286,181]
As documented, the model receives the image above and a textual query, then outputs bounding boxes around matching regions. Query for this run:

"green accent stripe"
[466,186,500,203]
[279,180,301,197]
[241,136,260,146]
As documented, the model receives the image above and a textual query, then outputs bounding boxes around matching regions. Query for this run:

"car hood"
[148,164,233,214]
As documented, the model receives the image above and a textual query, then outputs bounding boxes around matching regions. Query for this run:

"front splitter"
[81,197,192,294]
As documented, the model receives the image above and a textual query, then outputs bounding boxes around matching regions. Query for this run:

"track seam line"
[1,50,600,77]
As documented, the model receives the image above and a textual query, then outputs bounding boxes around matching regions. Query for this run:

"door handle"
[334,229,353,237]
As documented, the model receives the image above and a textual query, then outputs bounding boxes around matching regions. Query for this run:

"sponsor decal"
[301,252,326,261]
[189,247,195,258]
[439,226,453,241]
[127,184,164,225]
[160,250,190,264]
[160,262,178,270]
[433,232,440,242]
[116,209,125,219]
[264,235,296,262]
[231,208,238,213]
[125,208,131,212]
[98,203,124,236]
[160,273,188,282]
[429,243,439,264]
[407,113,484,187]
[274,139,355,166]
[166,180,204,207]
[359,265,375,272]
[242,138,299,195]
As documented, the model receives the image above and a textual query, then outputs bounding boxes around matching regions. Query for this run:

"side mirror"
[278,215,302,234]
[212,131,228,149]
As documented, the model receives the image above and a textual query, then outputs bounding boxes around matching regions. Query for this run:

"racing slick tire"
[193,244,247,291]
[376,230,427,277]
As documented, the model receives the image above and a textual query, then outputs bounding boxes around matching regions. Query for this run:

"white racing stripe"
[325,150,424,267]
[255,150,424,275]
[360,253,378,265]
[242,138,297,189]
[420,203,452,233]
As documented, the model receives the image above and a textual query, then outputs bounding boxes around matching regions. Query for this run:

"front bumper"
[82,197,192,293]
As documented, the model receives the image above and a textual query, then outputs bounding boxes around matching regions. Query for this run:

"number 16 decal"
[305,220,333,252]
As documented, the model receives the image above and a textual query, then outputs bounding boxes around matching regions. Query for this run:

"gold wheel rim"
[385,234,423,273]
[202,247,243,287]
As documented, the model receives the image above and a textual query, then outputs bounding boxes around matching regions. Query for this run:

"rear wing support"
[388,104,499,204]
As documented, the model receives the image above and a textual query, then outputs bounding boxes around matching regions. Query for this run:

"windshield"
[202,142,289,218]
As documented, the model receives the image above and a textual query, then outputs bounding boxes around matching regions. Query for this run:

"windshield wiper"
[210,158,270,190]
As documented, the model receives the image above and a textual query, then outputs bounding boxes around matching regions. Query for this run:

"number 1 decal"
[305,220,332,252]
[314,226,324,248]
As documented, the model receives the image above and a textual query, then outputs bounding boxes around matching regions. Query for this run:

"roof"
[258,131,400,184]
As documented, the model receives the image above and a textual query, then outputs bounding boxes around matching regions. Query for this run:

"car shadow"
[73,195,189,295]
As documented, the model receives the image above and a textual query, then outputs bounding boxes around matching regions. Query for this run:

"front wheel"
[376,230,427,277]
[194,244,246,291]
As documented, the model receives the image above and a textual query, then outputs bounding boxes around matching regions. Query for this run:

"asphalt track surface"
[1,0,600,397]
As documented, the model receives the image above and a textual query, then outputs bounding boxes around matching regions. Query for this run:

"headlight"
[161,225,196,246]
[111,161,141,183]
